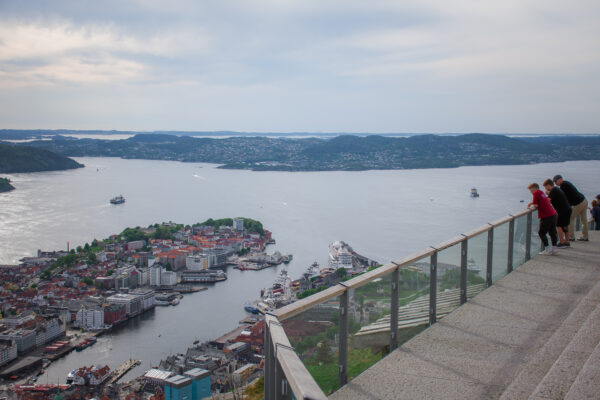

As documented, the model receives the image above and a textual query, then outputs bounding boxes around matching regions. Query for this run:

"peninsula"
[0,177,14,193]
[4,131,600,171]
[0,143,83,173]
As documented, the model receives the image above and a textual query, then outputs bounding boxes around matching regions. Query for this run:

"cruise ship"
[329,241,354,271]
[66,364,110,386]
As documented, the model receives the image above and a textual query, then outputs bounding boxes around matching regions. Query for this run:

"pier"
[108,358,141,384]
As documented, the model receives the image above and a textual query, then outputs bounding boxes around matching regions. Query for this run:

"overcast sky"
[0,0,599,133]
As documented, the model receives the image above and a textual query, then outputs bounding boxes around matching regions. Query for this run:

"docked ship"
[260,269,293,309]
[74,337,97,351]
[329,241,354,272]
[470,188,480,198]
[110,195,125,204]
[180,269,227,283]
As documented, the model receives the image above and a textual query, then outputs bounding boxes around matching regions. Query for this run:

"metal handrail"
[265,208,543,400]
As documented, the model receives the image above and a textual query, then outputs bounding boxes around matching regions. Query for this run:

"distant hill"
[0,143,84,173]
[0,177,14,193]
[11,133,600,171]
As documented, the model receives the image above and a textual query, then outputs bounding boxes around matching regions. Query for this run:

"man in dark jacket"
[553,175,588,241]
[544,179,572,247]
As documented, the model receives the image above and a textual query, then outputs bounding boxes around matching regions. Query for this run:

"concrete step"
[564,340,600,399]
[498,278,600,400]
[529,302,600,399]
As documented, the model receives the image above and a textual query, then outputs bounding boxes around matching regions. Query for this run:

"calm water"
[1,158,598,382]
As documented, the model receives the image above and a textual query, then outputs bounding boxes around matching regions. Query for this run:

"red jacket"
[532,190,557,218]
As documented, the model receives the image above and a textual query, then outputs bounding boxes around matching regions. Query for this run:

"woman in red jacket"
[528,183,558,255]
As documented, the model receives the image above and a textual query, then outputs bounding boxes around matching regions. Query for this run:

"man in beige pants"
[553,175,588,241]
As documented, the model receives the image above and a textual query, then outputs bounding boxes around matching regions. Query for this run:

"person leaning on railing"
[553,175,589,241]
[528,182,559,255]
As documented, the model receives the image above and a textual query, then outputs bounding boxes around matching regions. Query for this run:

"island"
[0,177,14,193]
[0,142,83,173]
[5,131,600,171]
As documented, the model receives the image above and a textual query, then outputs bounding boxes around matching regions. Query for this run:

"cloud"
[0,20,211,86]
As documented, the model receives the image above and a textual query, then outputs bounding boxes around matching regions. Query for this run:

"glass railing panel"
[492,222,509,282]
[531,211,542,253]
[466,231,488,296]
[436,243,462,319]
[282,296,341,395]
[395,256,431,347]
[513,215,528,268]
[347,271,393,381]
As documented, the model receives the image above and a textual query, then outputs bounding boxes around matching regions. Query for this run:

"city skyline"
[0,0,599,133]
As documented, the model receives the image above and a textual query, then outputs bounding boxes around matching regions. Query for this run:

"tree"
[314,340,333,364]
[76,245,83,253]
[105,269,114,276]
[82,277,93,286]
[84,243,90,251]
[336,268,347,279]
[87,252,97,265]
[166,262,172,271]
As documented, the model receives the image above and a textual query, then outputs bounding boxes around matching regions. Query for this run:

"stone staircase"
[500,271,600,400]
[330,232,600,400]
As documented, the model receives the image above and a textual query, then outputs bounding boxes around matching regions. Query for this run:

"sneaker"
[577,237,589,241]
[539,247,552,255]
[557,243,569,248]
[551,246,558,255]
[570,237,576,242]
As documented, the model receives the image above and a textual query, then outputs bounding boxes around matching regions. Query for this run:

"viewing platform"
[331,231,600,399]
[264,210,599,400]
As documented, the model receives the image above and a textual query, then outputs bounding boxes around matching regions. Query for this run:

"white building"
[149,264,162,286]
[186,255,209,270]
[75,308,104,330]
[161,270,177,286]
[106,293,143,316]
[233,218,244,231]
[35,319,64,346]
[130,289,156,310]
[139,267,150,286]
[0,339,18,367]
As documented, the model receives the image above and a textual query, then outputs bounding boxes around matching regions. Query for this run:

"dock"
[108,358,140,384]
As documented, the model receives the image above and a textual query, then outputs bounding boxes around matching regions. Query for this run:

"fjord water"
[1,158,598,383]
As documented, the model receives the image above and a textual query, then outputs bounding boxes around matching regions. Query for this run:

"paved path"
[331,232,600,400]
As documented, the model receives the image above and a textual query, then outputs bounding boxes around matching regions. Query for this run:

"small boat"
[75,337,96,351]
[110,195,125,204]
[282,254,293,264]
[470,188,480,198]
[244,305,260,314]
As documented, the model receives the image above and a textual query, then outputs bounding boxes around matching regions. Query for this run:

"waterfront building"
[0,339,17,367]
[161,270,177,286]
[130,288,156,310]
[0,329,36,353]
[103,304,126,325]
[144,368,174,385]
[106,293,143,316]
[186,255,209,271]
[164,375,193,400]
[233,218,244,231]
[183,368,211,399]
[75,308,104,330]
[34,318,63,346]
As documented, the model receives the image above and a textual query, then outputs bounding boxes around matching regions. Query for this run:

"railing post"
[338,289,349,387]
[486,227,493,287]
[507,218,514,274]
[429,251,437,326]
[264,320,276,400]
[525,212,532,260]
[274,347,292,400]
[390,267,399,350]
[460,237,468,305]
